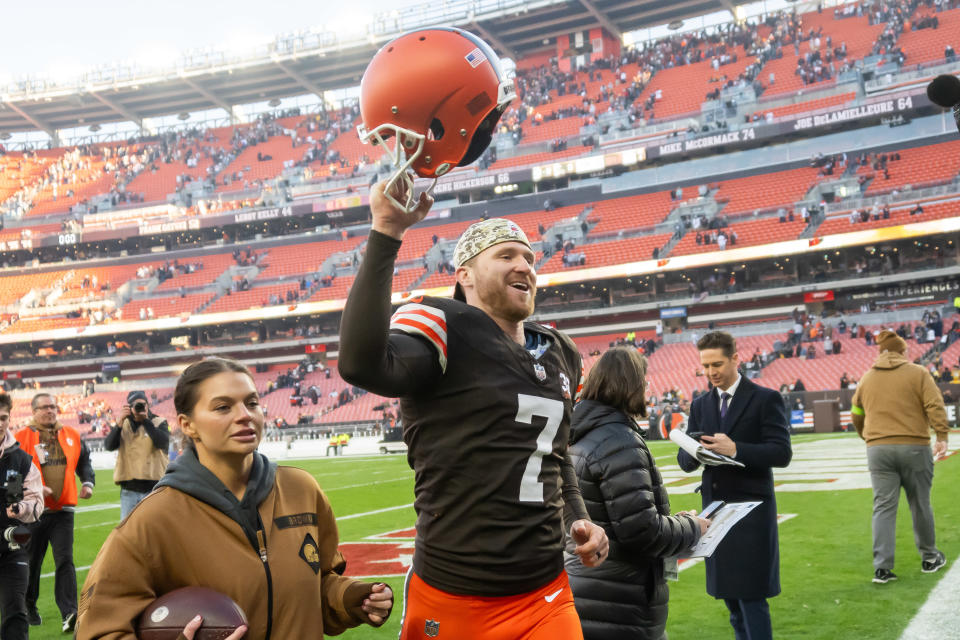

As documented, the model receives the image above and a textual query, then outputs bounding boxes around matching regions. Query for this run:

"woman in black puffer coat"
[564,347,707,640]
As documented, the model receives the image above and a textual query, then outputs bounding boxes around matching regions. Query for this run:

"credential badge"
[425,619,440,637]
[533,363,547,381]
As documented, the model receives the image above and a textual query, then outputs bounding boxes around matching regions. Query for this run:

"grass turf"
[27,433,959,639]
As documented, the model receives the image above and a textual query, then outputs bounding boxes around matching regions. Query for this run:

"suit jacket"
[677,376,792,599]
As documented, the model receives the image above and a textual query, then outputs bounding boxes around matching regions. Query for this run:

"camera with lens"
[132,402,147,413]
[1,472,31,551]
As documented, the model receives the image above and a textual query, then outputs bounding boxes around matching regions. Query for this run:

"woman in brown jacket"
[76,358,392,639]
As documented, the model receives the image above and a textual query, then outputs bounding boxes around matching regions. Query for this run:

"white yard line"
[338,503,415,520]
[324,475,414,491]
[898,557,960,640]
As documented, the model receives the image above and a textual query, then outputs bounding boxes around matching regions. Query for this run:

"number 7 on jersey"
[515,394,564,503]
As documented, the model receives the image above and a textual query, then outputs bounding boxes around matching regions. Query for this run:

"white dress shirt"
[717,374,743,414]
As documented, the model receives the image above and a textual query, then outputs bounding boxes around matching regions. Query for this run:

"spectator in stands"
[565,347,707,640]
[851,330,949,584]
[793,379,806,392]
[104,391,170,520]
[16,393,95,632]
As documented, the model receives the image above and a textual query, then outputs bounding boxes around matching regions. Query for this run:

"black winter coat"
[677,377,792,600]
[564,400,701,640]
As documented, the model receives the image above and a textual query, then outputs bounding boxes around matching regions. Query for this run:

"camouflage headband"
[453,218,531,268]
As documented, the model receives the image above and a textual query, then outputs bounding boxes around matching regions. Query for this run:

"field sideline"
[27,432,959,639]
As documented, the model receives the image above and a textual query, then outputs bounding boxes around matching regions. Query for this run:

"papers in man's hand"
[670,429,745,468]
[681,501,761,558]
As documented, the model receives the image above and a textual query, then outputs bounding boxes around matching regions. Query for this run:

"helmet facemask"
[357,121,429,213]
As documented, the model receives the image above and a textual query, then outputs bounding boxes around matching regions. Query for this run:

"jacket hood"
[571,399,640,444]
[28,419,62,433]
[873,350,911,370]
[0,430,21,458]
[156,448,276,549]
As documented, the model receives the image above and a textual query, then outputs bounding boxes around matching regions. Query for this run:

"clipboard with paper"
[670,429,745,468]
[681,500,761,558]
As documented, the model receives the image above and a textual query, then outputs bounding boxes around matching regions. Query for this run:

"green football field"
[29,432,959,639]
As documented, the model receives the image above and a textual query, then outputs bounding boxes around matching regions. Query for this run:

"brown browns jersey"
[389,296,583,596]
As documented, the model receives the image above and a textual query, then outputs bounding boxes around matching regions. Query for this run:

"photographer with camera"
[0,393,44,640]
[104,391,170,520]
[16,392,95,633]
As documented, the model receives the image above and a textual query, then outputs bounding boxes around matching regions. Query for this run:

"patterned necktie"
[720,392,731,419]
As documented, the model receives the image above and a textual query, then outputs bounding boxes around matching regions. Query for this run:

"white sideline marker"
[898,557,960,640]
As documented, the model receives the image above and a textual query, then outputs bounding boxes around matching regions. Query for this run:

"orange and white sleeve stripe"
[390,303,448,372]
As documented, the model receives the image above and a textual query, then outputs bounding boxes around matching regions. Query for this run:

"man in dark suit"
[678,331,792,640]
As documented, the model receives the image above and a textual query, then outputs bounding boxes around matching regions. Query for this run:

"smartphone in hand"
[700,500,726,520]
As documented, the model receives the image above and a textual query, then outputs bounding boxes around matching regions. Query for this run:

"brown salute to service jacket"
[76,450,378,639]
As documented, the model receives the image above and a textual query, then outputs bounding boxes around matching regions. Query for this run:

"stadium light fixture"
[667,20,684,31]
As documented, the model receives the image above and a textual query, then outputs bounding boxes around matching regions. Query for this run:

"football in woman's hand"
[137,586,247,640]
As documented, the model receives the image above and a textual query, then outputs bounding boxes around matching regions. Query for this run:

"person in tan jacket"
[76,358,392,639]
[851,329,950,585]
[104,390,170,520]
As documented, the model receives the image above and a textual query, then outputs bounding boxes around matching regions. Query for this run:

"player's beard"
[476,273,535,323]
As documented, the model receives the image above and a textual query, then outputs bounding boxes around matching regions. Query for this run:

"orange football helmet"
[358,27,516,212]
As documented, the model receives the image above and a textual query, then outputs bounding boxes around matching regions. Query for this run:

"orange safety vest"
[16,425,83,510]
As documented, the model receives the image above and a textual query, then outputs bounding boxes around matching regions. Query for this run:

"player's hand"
[362,582,393,626]
[79,485,93,499]
[370,176,433,240]
[179,614,247,640]
[119,404,132,423]
[571,519,609,567]
[344,581,392,626]
[42,486,53,497]
[933,440,948,461]
[701,433,737,457]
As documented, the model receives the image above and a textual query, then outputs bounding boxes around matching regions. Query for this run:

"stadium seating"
[670,217,808,256]
[816,199,960,236]
[255,237,364,280]
[0,271,76,305]
[863,139,960,194]
[759,328,929,391]
[57,262,164,302]
[205,282,304,314]
[396,220,475,263]
[126,155,213,204]
[757,12,884,97]
[120,292,215,319]
[588,191,684,234]
[215,135,303,191]
[896,7,960,65]
[155,253,238,291]
[310,275,356,301]
[634,51,757,119]
[714,167,823,215]
[539,233,673,272]
[2,316,88,334]
[521,116,588,144]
